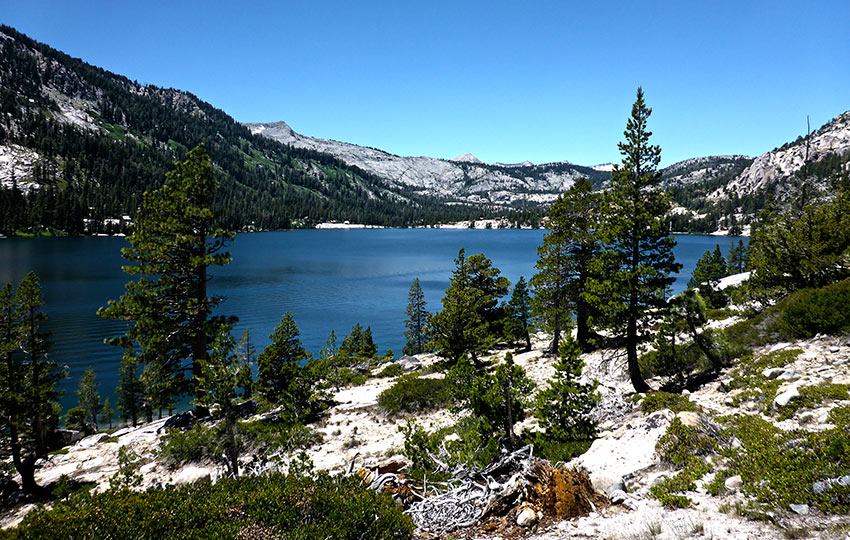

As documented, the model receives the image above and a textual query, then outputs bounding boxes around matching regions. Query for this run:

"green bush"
[656,418,717,468]
[722,414,850,513]
[400,416,500,478]
[781,278,850,338]
[776,383,850,420]
[0,472,413,539]
[377,374,452,416]
[376,363,404,378]
[640,392,698,414]
[828,405,850,428]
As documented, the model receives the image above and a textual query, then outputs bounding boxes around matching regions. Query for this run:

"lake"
[0,229,746,412]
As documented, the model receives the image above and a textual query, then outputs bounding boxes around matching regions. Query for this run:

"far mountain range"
[1,24,848,235]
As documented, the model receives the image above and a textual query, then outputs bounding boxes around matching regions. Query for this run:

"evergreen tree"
[748,188,850,293]
[100,397,114,430]
[532,178,601,353]
[534,336,599,443]
[116,349,143,427]
[429,249,509,367]
[504,276,533,351]
[98,144,235,412]
[726,239,748,274]
[588,88,681,393]
[337,323,378,365]
[447,352,534,451]
[235,328,255,399]
[689,245,727,289]
[257,312,317,421]
[76,367,101,431]
[196,323,242,477]
[0,272,65,494]
[403,278,429,355]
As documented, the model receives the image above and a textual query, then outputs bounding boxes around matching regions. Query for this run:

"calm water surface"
[0,230,746,412]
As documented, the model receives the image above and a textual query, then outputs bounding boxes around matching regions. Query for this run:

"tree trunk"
[504,370,515,451]
[10,424,39,495]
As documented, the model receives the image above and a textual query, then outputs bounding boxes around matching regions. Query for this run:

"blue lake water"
[0,230,746,413]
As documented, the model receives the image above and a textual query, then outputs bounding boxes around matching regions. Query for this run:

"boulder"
[789,503,809,515]
[774,386,800,408]
[75,433,107,449]
[160,410,198,433]
[54,429,84,447]
[570,410,674,491]
[172,465,211,486]
[516,506,538,527]
[397,355,421,372]
[676,411,701,428]
[762,367,785,380]
[724,475,743,492]
[608,489,628,505]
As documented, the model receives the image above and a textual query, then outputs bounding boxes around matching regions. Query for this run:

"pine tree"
[403,278,429,355]
[116,349,143,427]
[257,312,316,421]
[534,336,598,443]
[100,397,114,430]
[532,178,602,353]
[446,352,534,451]
[726,239,748,274]
[196,323,242,477]
[98,144,234,412]
[504,277,533,351]
[235,328,255,399]
[76,367,101,431]
[689,245,727,289]
[429,249,509,367]
[0,272,65,494]
[748,188,850,292]
[589,88,681,393]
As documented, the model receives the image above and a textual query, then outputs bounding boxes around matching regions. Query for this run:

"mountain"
[0,26,485,235]
[450,153,483,164]
[245,122,611,206]
[661,112,850,234]
[708,111,850,202]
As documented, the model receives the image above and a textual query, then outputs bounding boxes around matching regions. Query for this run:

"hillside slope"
[0,26,482,234]
[245,121,611,206]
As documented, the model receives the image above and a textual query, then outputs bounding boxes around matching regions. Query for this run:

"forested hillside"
[0,26,486,235]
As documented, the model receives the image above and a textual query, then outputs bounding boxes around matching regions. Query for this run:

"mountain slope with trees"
[0,25,484,235]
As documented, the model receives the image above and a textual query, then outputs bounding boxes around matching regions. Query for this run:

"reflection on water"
[0,230,746,413]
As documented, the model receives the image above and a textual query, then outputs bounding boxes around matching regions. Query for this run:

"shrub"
[0,472,413,539]
[656,418,717,468]
[400,416,500,478]
[721,414,850,512]
[377,374,452,416]
[650,418,716,508]
[828,405,850,428]
[776,383,850,420]
[781,278,850,338]
[159,418,318,470]
[376,363,404,378]
[640,392,697,414]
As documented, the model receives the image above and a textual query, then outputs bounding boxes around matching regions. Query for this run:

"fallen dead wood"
[405,445,603,534]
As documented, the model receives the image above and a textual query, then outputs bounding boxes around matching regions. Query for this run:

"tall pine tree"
[98,144,234,411]
[0,273,65,494]
[589,88,680,393]
[403,278,429,355]
[532,178,601,353]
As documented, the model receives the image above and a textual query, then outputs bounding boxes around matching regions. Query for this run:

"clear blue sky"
[2,0,848,166]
